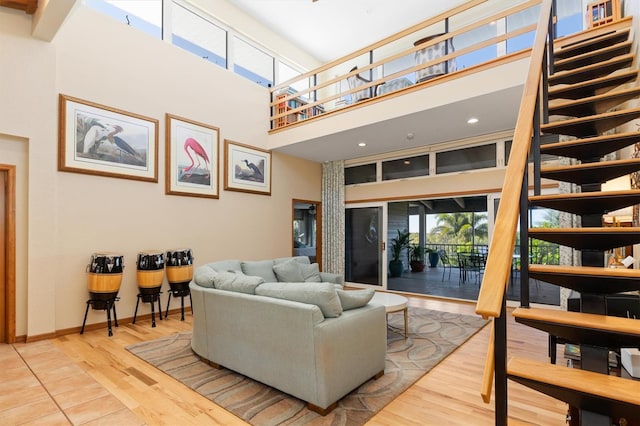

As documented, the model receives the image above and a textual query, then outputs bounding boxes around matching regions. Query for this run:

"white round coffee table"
[370,292,409,337]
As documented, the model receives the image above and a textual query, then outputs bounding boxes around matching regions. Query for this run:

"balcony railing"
[269,0,583,131]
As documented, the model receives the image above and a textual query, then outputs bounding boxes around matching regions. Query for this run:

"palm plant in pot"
[409,244,426,272]
[389,229,411,277]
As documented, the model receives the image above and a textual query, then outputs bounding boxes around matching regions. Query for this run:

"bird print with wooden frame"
[58,94,158,182]
[165,113,220,198]
[224,139,272,196]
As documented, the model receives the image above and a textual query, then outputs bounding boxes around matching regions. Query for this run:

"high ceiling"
[226,0,467,62]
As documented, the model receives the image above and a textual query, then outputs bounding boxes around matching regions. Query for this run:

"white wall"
[0,5,321,338]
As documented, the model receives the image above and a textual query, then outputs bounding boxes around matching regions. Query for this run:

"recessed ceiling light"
[467,117,479,124]
[358,142,366,147]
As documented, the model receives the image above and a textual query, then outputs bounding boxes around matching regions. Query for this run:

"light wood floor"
[0,296,569,425]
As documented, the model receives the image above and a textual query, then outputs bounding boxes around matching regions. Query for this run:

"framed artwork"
[224,139,271,195]
[166,114,220,198]
[58,94,158,182]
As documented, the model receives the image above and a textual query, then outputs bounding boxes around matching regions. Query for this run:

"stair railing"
[475,0,554,423]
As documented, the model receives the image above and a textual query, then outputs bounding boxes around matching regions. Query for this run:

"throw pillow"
[208,259,243,274]
[193,266,217,288]
[336,288,375,310]
[256,282,343,318]
[241,260,278,282]
[213,271,264,294]
[301,263,322,282]
[272,258,305,282]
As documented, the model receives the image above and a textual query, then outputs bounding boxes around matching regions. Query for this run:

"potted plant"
[409,244,426,272]
[426,247,440,268]
[388,229,411,277]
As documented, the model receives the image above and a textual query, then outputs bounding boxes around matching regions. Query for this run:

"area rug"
[126,308,488,425]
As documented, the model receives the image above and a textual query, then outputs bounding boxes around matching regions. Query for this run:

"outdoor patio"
[388,263,561,306]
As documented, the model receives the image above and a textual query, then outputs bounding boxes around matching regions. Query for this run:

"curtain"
[322,160,345,276]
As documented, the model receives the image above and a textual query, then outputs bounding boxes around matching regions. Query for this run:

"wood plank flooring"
[0,296,569,425]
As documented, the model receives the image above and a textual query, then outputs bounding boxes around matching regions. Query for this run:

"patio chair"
[438,249,454,281]
[458,252,485,286]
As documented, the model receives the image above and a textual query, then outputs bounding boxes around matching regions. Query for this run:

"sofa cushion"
[194,265,217,288]
[256,282,342,318]
[213,271,264,294]
[241,260,278,283]
[272,258,305,282]
[208,259,243,274]
[301,263,322,282]
[274,256,310,265]
[336,288,375,310]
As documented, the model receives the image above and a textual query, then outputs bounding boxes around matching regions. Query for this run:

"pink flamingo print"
[183,137,210,177]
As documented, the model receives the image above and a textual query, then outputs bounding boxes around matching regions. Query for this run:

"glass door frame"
[345,202,388,290]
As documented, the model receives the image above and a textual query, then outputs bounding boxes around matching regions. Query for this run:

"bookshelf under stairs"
[504,18,640,426]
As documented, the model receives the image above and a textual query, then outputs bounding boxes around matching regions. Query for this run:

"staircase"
[507,18,640,426]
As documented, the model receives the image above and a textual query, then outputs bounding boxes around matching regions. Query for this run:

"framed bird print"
[224,140,272,196]
[58,94,158,182]
[165,113,220,198]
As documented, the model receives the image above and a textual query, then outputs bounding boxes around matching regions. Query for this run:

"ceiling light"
[358,142,366,147]
[467,117,479,124]
[406,132,414,140]
[404,160,411,165]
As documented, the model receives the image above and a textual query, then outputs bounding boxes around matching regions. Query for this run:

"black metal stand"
[133,287,163,327]
[165,281,192,321]
[81,296,120,337]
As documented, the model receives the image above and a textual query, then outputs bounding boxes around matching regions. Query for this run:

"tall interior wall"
[0,5,321,338]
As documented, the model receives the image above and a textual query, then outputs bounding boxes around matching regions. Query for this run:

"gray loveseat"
[189,256,387,414]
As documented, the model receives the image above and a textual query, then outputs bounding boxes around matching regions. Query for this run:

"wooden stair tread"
[554,41,632,72]
[529,226,640,235]
[529,190,640,215]
[548,69,637,100]
[542,158,640,173]
[548,86,640,117]
[508,357,640,407]
[539,131,640,160]
[540,158,640,185]
[554,28,630,59]
[541,107,640,137]
[549,53,634,86]
[512,307,640,336]
[528,264,640,294]
[528,227,640,250]
[529,264,640,278]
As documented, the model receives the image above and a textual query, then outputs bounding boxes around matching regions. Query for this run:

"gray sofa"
[189,256,387,414]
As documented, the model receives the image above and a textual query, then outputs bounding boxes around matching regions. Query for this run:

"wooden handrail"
[476,0,552,408]
[271,0,487,93]
[268,0,550,130]
[269,0,541,108]
[481,322,494,403]
[475,0,553,320]
[269,22,538,122]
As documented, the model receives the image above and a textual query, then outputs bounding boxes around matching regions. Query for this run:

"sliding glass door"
[345,205,385,286]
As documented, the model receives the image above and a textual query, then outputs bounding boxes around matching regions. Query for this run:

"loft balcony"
[267,0,595,163]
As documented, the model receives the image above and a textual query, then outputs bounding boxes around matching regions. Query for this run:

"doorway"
[345,205,385,286]
[292,199,321,268]
[0,165,16,343]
